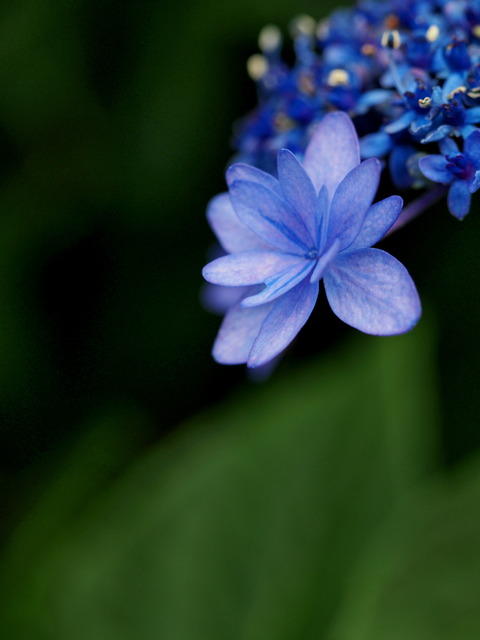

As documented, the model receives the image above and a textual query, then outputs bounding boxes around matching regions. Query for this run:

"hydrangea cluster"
[202,0,480,368]
[234,0,480,219]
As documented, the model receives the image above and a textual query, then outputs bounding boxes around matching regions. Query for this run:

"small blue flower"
[203,112,421,367]
[419,129,480,218]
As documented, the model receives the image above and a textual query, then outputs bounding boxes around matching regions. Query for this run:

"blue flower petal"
[359,132,392,159]
[241,260,313,307]
[470,170,480,193]
[212,298,276,365]
[418,155,452,184]
[302,111,360,200]
[346,196,403,252]
[384,110,415,134]
[421,124,452,143]
[439,137,458,155]
[324,249,421,335]
[389,146,416,190]
[226,163,282,196]
[316,185,329,248]
[448,179,471,219]
[463,129,480,168]
[229,180,312,254]
[206,193,273,253]
[327,158,381,252]
[465,107,480,124]
[202,251,304,286]
[247,279,319,367]
[277,148,318,243]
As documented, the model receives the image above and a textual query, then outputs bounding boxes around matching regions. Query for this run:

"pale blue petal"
[203,251,303,286]
[316,186,328,248]
[460,124,476,138]
[409,115,433,135]
[346,195,403,252]
[241,260,313,307]
[277,148,317,243]
[229,180,312,254]
[465,107,480,124]
[324,249,421,335]
[226,163,282,196]
[439,137,458,155]
[448,180,471,219]
[201,283,250,314]
[421,124,452,143]
[418,155,452,184]
[384,110,415,134]
[212,298,275,365]
[442,73,465,98]
[327,158,381,252]
[470,170,480,193]
[463,129,480,167]
[310,239,340,283]
[302,112,360,199]
[247,279,319,367]
[206,193,273,253]
[359,132,392,158]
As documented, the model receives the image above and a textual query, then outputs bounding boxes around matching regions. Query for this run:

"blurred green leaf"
[327,453,480,640]
[0,326,437,639]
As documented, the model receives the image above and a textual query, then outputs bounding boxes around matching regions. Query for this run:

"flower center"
[304,249,318,260]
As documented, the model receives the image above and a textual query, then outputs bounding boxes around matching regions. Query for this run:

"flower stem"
[387,185,448,235]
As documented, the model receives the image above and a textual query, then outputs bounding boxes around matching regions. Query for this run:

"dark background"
[0,1,480,638]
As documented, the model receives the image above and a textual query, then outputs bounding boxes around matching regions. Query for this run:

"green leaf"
[0,326,438,640]
[327,453,480,640]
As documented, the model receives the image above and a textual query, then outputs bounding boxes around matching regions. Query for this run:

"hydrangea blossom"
[233,0,480,219]
[419,129,480,218]
[203,112,421,367]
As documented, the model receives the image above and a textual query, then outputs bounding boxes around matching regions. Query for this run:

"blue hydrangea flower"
[419,129,480,218]
[203,113,421,367]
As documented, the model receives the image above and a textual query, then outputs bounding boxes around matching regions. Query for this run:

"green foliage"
[328,454,480,640]
[0,327,437,639]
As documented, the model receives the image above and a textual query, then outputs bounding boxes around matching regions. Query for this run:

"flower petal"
[206,193,272,253]
[226,163,282,196]
[229,180,312,254]
[241,259,313,307]
[359,132,392,158]
[247,280,319,367]
[470,170,480,193]
[463,129,480,168]
[418,154,452,184]
[212,299,275,365]
[346,195,403,252]
[384,110,415,134]
[302,112,360,199]
[324,249,421,335]
[465,107,480,124]
[327,158,381,251]
[421,124,452,143]
[202,251,303,286]
[201,283,249,314]
[277,148,318,242]
[447,179,471,219]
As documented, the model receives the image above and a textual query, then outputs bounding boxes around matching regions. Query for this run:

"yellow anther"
[258,25,282,53]
[447,86,467,100]
[425,24,440,42]
[247,54,268,81]
[327,69,349,86]
[473,25,480,38]
[381,29,401,49]
[418,97,432,108]
[290,14,316,37]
